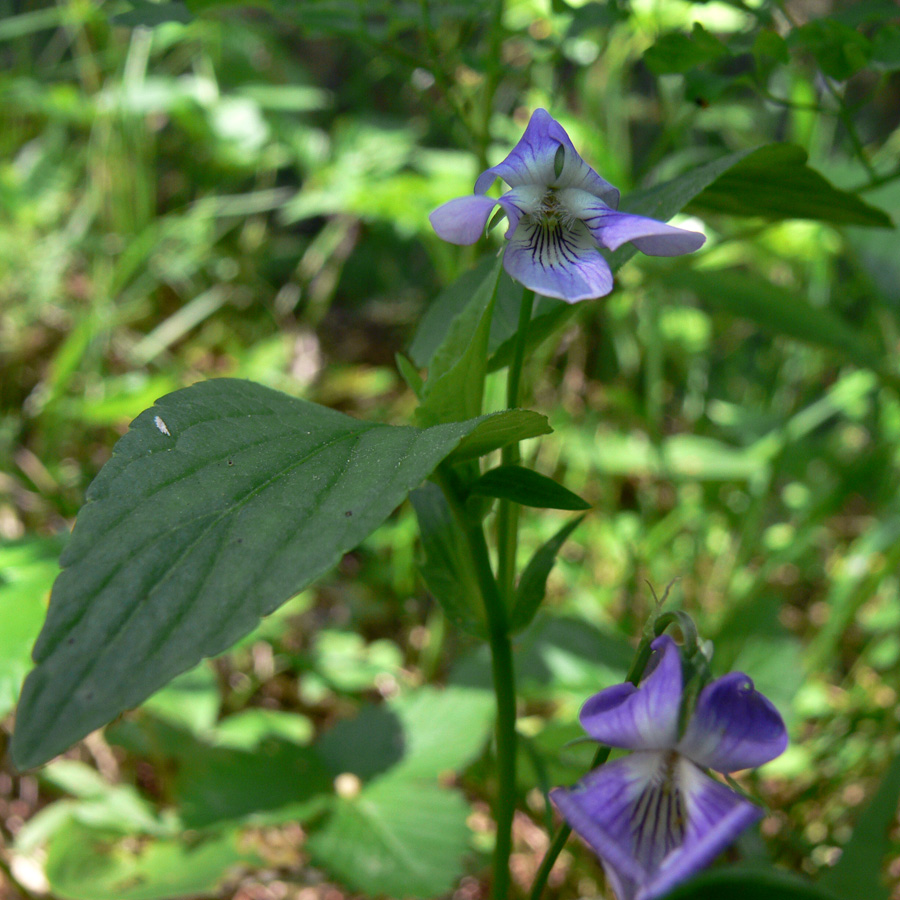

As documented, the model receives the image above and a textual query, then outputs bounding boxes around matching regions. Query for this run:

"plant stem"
[497,289,535,603]
[528,637,656,900]
[479,0,506,170]
[435,467,517,900]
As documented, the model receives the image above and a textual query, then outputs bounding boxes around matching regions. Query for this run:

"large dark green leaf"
[12,379,520,769]
[687,144,891,226]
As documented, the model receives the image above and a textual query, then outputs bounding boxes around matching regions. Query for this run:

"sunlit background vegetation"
[2,0,900,898]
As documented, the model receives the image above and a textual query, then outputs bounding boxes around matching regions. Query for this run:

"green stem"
[479,0,506,170]
[528,638,656,900]
[436,467,517,900]
[497,289,534,603]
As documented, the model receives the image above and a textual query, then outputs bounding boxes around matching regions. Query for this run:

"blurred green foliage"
[2,0,900,898]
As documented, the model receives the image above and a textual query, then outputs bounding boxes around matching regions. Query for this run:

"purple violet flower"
[429,109,706,303]
[550,635,787,900]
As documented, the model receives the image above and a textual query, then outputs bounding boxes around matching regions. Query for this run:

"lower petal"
[429,194,499,245]
[644,759,762,899]
[503,218,612,302]
[550,752,672,896]
[582,209,706,257]
[551,754,762,900]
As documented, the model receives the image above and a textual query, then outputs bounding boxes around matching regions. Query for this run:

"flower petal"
[474,109,619,207]
[502,218,612,302]
[579,635,682,750]
[576,205,706,257]
[428,194,499,245]
[678,672,788,773]
[643,759,763,900]
[496,185,543,239]
[552,754,763,900]
[551,753,667,900]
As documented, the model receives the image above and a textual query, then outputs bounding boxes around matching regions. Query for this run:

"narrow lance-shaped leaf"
[820,737,900,900]
[12,379,538,769]
[686,143,892,227]
[510,515,586,633]
[665,268,889,380]
[470,465,591,511]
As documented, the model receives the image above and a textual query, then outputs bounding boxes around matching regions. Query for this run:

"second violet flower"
[429,109,705,303]
[551,635,787,900]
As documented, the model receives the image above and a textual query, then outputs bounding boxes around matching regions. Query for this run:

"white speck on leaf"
[154,415,171,436]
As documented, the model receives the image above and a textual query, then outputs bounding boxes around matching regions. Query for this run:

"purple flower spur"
[550,635,787,900]
[429,109,705,303]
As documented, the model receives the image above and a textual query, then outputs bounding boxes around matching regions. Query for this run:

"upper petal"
[579,635,682,750]
[566,197,706,256]
[677,672,788,773]
[502,217,612,303]
[474,109,619,207]
[429,194,499,245]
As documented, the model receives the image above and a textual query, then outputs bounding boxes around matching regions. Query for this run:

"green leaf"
[687,144,892,226]
[213,708,314,749]
[312,629,404,692]
[307,775,473,899]
[410,483,487,638]
[410,258,525,371]
[409,258,493,368]
[415,260,499,427]
[12,379,500,770]
[174,738,333,828]
[396,352,424,398]
[0,537,62,719]
[510,517,586,633]
[643,23,729,74]
[871,24,900,70]
[316,685,494,781]
[666,268,885,373]
[44,823,260,900]
[821,754,900,900]
[667,867,841,900]
[788,19,872,81]
[139,662,220,735]
[470,465,590,511]
[445,409,552,463]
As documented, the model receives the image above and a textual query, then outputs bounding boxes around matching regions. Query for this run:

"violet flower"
[429,109,705,303]
[550,636,787,900]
